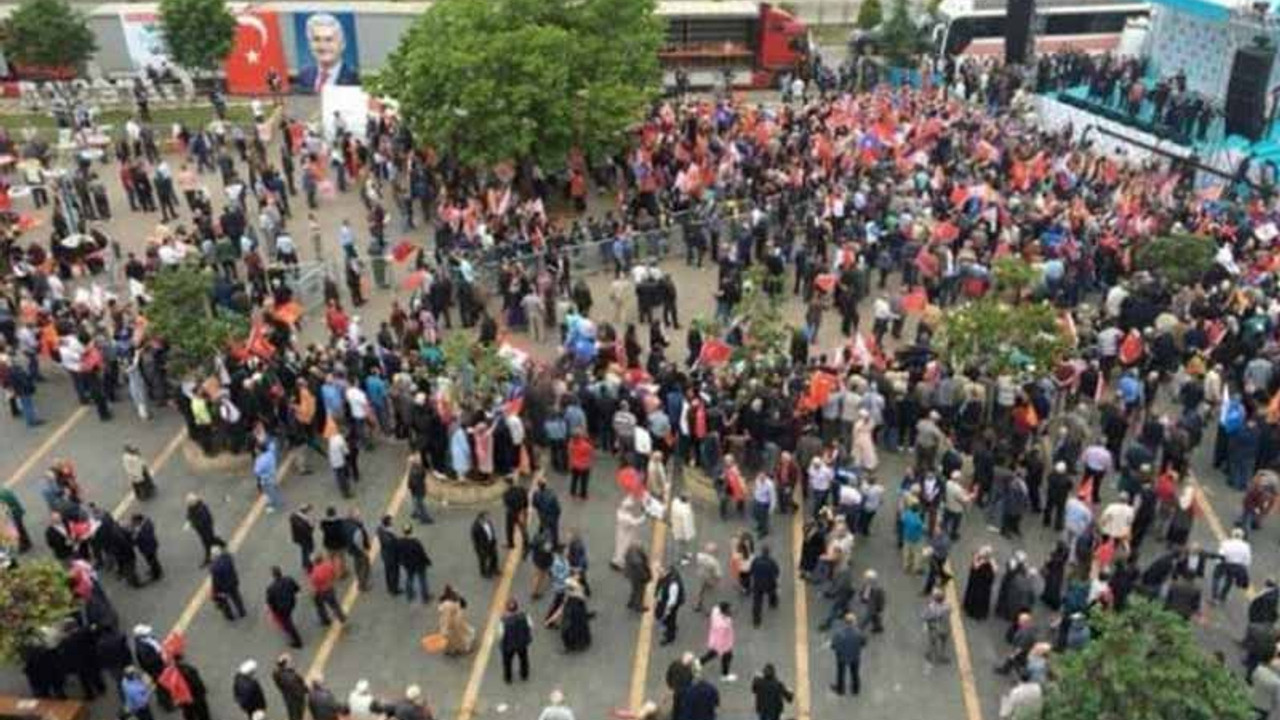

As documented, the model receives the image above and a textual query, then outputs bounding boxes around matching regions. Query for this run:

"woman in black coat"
[750,663,794,720]
[1040,540,1070,610]
[962,547,997,620]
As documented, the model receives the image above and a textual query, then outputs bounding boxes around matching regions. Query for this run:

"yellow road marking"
[455,532,524,720]
[305,469,411,678]
[4,407,89,488]
[167,451,299,636]
[791,512,812,720]
[943,560,984,720]
[1188,476,1258,598]
[627,517,667,712]
[112,429,187,520]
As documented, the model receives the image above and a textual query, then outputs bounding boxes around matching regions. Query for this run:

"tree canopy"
[1133,234,1217,286]
[2,0,97,70]
[939,297,1068,376]
[878,0,926,67]
[856,0,884,30]
[1045,599,1253,720]
[145,265,248,379]
[158,0,236,72]
[0,560,77,663]
[372,0,664,169]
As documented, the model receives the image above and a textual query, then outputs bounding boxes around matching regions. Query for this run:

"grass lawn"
[0,104,255,141]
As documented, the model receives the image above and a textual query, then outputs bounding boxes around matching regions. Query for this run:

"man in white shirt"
[1213,528,1252,604]
[1098,494,1135,542]
[327,431,352,498]
[345,385,373,450]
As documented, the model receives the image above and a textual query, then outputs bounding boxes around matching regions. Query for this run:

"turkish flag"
[698,339,733,366]
[224,10,287,96]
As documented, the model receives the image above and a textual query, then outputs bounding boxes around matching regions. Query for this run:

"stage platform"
[1048,84,1280,163]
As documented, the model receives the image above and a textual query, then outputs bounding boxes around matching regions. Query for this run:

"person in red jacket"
[568,430,594,499]
[308,555,346,626]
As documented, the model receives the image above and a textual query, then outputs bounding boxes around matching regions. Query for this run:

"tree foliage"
[1045,599,1253,720]
[856,0,884,30]
[939,297,1067,375]
[158,0,236,72]
[734,265,794,371]
[993,256,1041,300]
[0,560,77,663]
[2,0,96,69]
[1133,234,1217,286]
[878,0,925,67]
[372,0,664,169]
[442,331,512,408]
[146,265,248,379]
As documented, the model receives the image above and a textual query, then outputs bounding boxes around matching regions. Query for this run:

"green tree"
[939,297,1067,375]
[993,256,1041,301]
[1133,234,1217,286]
[158,0,236,73]
[2,0,96,70]
[146,265,249,379]
[733,265,794,371]
[1045,599,1253,720]
[856,0,884,30]
[878,0,923,67]
[441,331,512,408]
[0,560,77,663]
[372,0,664,169]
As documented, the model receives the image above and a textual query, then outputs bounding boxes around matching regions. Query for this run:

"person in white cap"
[232,660,267,719]
[537,689,575,720]
[390,684,430,720]
[347,678,378,719]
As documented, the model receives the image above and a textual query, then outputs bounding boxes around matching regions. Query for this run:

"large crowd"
[3,44,1280,720]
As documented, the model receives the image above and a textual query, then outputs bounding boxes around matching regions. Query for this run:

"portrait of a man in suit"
[296,12,359,93]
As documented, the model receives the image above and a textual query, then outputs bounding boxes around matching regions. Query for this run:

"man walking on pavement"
[397,525,432,603]
[655,564,685,646]
[272,654,308,720]
[749,545,781,627]
[130,513,163,582]
[289,505,315,572]
[472,510,500,578]
[210,545,247,621]
[830,613,865,696]
[376,515,400,595]
[308,554,346,626]
[266,565,304,648]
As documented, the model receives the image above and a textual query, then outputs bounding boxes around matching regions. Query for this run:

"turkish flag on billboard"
[224,10,288,96]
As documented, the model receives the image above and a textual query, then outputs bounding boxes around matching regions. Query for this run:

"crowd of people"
[4,34,1280,720]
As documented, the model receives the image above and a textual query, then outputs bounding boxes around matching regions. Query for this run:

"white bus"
[935,0,1150,57]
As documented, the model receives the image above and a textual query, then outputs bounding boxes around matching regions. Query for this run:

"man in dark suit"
[185,493,221,567]
[397,525,432,604]
[749,544,781,627]
[130,513,163,582]
[471,511,500,578]
[502,477,529,551]
[210,546,247,621]
[266,566,303,648]
[375,515,400,595]
[655,565,685,646]
[289,505,316,572]
[296,13,359,93]
[830,613,865,696]
[858,569,886,633]
[683,674,720,720]
[1249,579,1280,626]
[499,599,532,683]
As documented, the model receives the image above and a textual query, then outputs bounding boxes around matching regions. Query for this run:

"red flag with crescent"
[224,10,288,95]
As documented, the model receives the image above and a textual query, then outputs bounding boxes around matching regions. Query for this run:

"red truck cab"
[658,1,810,88]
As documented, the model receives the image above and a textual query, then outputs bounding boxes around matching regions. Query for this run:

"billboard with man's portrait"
[293,11,360,93]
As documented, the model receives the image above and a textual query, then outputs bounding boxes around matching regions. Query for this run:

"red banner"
[224,10,288,96]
